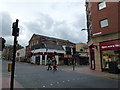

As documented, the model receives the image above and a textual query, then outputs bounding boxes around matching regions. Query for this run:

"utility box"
[108,62,118,74]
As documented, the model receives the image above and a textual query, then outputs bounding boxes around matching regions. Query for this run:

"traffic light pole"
[10,36,17,90]
[73,59,74,71]
[72,47,76,71]
[73,56,75,71]
[10,19,19,90]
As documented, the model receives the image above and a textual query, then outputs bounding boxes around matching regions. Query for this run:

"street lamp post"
[81,28,91,41]
[81,29,88,31]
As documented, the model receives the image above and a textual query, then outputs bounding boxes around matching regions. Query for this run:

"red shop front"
[100,39,120,73]
[89,45,96,70]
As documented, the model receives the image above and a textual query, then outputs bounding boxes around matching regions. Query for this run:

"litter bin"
[8,63,12,72]
[108,62,118,74]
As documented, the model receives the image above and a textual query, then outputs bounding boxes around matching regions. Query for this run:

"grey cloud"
[0,12,12,37]
[0,12,13,45]
[23,12,87,44]
[72,13,87,29]
[37,13,54,29]
[24,13,54,34]
[52,21,86,43]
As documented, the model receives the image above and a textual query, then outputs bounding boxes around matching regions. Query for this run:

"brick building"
[16,48,26,62]
[0,37,6,59]
[3,44,23,60]
[3,45,12,60]
[76,43,89,57]
[75,43,89,65]
[86,1,120,73]
[27,34,75,65]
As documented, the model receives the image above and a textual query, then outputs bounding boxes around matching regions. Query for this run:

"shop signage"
[100,40,120,50]
[93,32,102,36]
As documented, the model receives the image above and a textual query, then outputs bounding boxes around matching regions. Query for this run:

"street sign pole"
[72,47,76,71]
[73,56,75,71]
[73,60,74,71]
[10,19,19,90]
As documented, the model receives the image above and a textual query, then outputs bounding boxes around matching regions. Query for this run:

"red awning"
[100,39,120,50]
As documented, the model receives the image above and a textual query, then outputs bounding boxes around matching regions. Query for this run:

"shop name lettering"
[101,44,120,49]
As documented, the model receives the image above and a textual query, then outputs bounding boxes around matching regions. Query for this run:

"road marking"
[43,85,45,87]
[63,81,65,83]
[57,82,59,84]
[68,80,70,82]
[50,84,53,86]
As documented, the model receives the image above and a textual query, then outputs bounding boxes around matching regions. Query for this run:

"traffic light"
[66,46,71,55]
[72,47,76,55]
[2,38,6,50]
[54,52,57,55]
[30,53,33,57]
[12,19,19,36]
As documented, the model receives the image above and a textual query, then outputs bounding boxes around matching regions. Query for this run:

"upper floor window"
[98,1,106,10]
[100,18,108,28]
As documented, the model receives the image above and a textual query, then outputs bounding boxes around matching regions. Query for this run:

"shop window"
[102,49,120,69]
[98,1,106,10]
[100,19,108,28]
[42,55,45,60]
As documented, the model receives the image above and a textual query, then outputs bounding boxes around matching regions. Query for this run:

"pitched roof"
[29,33,75,45]
[46,44,64,50]
[31,43,45,50]
[31,43,64,50]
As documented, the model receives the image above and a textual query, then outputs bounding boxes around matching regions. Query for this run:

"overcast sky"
[0,0,88,47]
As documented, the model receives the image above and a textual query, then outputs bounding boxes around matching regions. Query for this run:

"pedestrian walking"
[47,58,52,71]
[52,57,57,71]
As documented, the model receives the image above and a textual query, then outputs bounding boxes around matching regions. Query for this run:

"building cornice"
[87,31,120,46]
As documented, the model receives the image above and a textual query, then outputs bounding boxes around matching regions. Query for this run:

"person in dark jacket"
[47,58,52,71]
[52,57,57,71]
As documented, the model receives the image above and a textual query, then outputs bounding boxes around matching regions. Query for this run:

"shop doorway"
[35,56,40,65]
[90,45,95,70]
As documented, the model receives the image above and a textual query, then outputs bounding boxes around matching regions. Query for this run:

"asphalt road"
[2,60,119,88]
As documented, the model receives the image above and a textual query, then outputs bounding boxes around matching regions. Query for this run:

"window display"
[102,49,120,69]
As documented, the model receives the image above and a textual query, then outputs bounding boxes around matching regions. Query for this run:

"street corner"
[2,77,23,88]
[14,80,23,88]
[103,73,120,80]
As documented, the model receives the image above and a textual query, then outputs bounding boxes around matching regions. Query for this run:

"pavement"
[2,77,23,88]
[1,60,24,89]
[62,65,120,80]
[1,64,120,89]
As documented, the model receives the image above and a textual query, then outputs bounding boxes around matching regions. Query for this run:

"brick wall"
[29,34,75,49]
[91,2,119,37]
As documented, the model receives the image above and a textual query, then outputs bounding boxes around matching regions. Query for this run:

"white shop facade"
[31,48,65,65]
